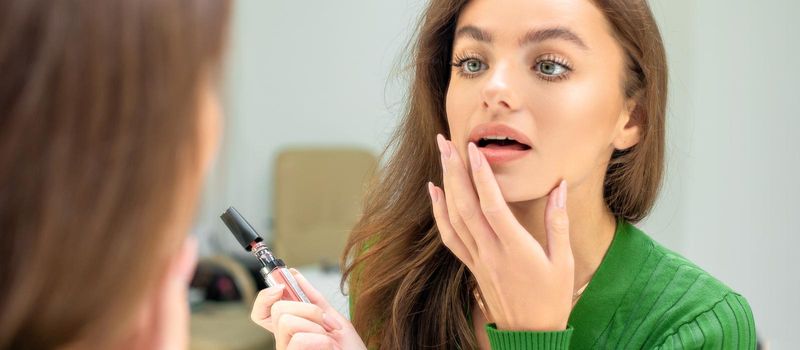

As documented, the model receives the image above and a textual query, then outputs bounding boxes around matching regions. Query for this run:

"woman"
[0,0,230,348]
[252,0,756,349]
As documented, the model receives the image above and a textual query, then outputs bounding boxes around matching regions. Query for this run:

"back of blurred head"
[0,0,231,348]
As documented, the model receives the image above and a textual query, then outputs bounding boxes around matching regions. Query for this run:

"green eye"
[465,59,483,73]
[537,60,568,76]
[452,57,487,77]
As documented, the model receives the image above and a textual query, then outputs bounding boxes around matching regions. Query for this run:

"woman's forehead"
[454,0,609,45]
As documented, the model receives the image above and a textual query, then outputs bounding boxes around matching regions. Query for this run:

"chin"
[493,172,554,204]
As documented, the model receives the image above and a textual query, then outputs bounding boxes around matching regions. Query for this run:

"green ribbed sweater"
[350,220,756,349]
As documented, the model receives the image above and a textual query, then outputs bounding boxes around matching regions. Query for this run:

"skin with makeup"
[250,0,754,349]
[434,0,639,343]
[253,0,632,348]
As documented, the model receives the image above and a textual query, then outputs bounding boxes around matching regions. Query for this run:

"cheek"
[445,83,480,144]
[528,81,624,180]
[540,80,620,141]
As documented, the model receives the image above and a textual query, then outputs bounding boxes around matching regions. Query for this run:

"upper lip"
[468,123,533,148]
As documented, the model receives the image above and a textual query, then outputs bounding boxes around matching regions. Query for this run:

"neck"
[507,176,617,290]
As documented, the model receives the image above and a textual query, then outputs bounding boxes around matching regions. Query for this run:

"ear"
[612,98,642,151]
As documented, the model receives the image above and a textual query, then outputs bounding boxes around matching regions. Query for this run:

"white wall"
[639,0,695,252]
[193,0,427,255]
[678,1,800,347]
[196,0,798,345]
[645,1,799,346]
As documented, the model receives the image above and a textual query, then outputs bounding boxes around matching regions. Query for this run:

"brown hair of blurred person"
[0,0,231,348]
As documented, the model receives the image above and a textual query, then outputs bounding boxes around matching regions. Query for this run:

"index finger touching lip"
[467,142,526,237]
[440,137,497,246]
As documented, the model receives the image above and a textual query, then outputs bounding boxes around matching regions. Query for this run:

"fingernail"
[289,268,300,275]
[557,180,567,209]
[468,142,481,171]
[323,313,343,330]
[436,134,451,159]
[427,182,439,203]
[268,284,285,296]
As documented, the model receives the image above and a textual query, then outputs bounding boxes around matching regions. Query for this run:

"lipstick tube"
[220,207,310,303]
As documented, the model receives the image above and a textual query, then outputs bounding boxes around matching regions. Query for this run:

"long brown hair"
[341,0,667,348]
[0,0,230,348]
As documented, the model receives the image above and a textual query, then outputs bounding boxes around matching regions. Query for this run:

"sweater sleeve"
[654,293,756,349]
[486,324,574,350]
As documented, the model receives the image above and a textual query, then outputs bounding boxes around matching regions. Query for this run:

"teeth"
[482,135,516,141]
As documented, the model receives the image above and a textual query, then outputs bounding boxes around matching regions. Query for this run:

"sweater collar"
[567,218,653,345]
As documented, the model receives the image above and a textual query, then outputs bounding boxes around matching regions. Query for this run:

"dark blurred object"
[192,263,239,302]
[239,256,268,290]
[189,255,273,349]
[191,255,256,302]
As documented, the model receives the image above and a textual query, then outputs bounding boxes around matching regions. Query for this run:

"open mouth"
[476,136,532,151]
[468,123,533,164]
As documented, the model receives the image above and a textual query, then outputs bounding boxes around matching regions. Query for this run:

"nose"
[481,62,521,112]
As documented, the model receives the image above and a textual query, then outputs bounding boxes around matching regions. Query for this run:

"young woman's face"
[445,0,640,202]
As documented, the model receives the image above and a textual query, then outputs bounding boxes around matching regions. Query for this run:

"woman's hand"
[428,135,575,331]
[251,269,367,350]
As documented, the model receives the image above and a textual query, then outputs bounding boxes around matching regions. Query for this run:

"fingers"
[288,269,345,330]
[287,269,331,310]
[437,135,480,256]
[271,298,341,335]
[286,332,339,350]
[251,284,286,331]
[467,143,539,251]
[428,181,473,266]
[437,134,495,250]
[262,271,349,350]
[544,180,573,267]
[275,314,328,350]
[435,135,572,269]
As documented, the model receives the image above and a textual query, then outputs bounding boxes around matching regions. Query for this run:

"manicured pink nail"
[557,180,567,209]
[427,182,439,203]
[468,142,482,171]
[436,134,451,159]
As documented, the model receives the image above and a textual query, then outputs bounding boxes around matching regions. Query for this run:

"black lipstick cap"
[220,207,262,251]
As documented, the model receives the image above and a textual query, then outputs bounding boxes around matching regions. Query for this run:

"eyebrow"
[454,25,492,42]
[519,27,588,50]
[454,25,589,50]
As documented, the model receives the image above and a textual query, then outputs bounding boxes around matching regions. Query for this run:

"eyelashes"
[533,54,573,82]
[450,52,574,81]
[450,52,487,79]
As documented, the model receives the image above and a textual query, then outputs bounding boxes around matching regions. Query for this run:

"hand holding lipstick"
[428,134,575,331]
[224,208,366,349]
[250,269,367,350]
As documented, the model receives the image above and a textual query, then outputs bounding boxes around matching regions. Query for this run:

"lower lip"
[478,146,530,164]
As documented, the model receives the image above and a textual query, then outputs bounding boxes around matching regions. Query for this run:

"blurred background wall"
[193,0,799,347]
